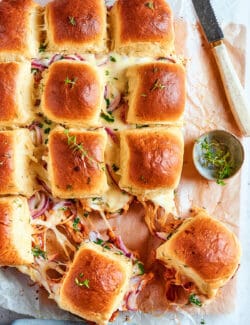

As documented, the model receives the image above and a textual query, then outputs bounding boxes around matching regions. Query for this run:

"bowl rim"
[192,129,245,182]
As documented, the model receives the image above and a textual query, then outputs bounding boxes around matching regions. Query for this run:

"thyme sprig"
[199,137,234,185]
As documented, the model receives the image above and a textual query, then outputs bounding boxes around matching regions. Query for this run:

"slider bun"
[0,196,33,266]
[119,127,184,195]
[45,0,107,54]
[0,0,40,61]
[48,127,108,199]
[0,129,35,196]
[156,208,241,298]
[126,62,186,125]
[58,241,133,324]
[41,60,103,127]
[110,0,174,57]
[0,61,34,127]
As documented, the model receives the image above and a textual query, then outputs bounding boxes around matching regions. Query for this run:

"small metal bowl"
[193,130,244,183]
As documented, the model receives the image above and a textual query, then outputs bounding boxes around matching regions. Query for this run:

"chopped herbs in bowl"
[193,130,244,185]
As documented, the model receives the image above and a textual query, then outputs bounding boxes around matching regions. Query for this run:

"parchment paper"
[0,0,246,324]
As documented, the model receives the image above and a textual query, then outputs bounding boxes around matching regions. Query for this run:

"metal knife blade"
[192,0,224,43]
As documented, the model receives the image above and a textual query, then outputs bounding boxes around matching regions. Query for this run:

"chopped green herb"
[44,119,52,125]
[105,70,109,76]
[113,77,118,80]
[72,217,80,231]
[189,293,202,307]
[112,164,119,172]
[44,127,51,134]
[38,122,43,128]
[32,246,47,259]
[105,98,111,108]
[92,197,102,202]
[110,56,117,62]
[39,43,47,53]
[145,1,154,9]
[83,212,89,218]
[136,261,145,275]
[68,16,76,26]
[44,139,48,145]
[94,238,104,245]
[198,137,234,186]
[75,276,90,288]
[200,319,206,325]
[101,111,115,123]
[31,68,38,74]
[59,206,68,211]
[151,79,166,91]
[13,199,22,208]
[64,76,78,88]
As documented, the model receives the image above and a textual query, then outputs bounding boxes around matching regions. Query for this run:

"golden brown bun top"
[43,61,101,121]
[0,62,19,120]
[49,128,106,194]
[113,0,173,43]
[0,131,14,191]
[46,0,106,44]
[167,209,241,281]
[0,0,36,52]
[123,128,184,190]
[128,62,186,122]
[60,242,130,319]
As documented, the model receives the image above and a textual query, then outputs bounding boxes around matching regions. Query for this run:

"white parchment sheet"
[0,0,249,324]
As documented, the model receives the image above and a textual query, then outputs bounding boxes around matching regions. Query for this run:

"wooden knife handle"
[212,42,250,137]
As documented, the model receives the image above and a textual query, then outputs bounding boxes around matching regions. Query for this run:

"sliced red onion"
[28,192,50,219]
[106,164,120,188]
[49,54,63,65]
[107,92,121,112]
[105,128,119,144]
[97,57,109,67]
[62,55,78,61]
[32,59,49,70]
[155,232,168,241]
[116,236,132,258]
[89,231,101,242]
[74,54,85,61]
[126,291,138,311]
[36,178,52,195]
[29,122,43,145]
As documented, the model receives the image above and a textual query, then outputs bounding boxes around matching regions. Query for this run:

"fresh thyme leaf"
[112,163,119,172]
[39,43,47,53]
[145,1,154,9]
[137,261,145,275]
[68,16,76,26]
[75,276,90,288]
[83,212,89,218]
[136,124,149,128]
[101,111,115,123]
[32,246,47,259]
[189,293,202,307]
[200,319,206,325]
[110,56,117,62]
[64,76,78,88]
[44,127,51,134]
[150,79,166,91]
[72,217,80,231]
[105,98,110,108]
[94,238,104,245]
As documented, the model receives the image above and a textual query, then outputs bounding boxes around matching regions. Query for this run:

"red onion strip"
[106,164,120,188]
[28,192,50,219]
[107,92,121,112]
[105,128,119,144]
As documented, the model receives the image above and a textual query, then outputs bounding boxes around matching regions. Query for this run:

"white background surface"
[0,0,249,324]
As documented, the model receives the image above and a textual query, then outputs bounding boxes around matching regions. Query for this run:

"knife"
[192,0,250,137]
